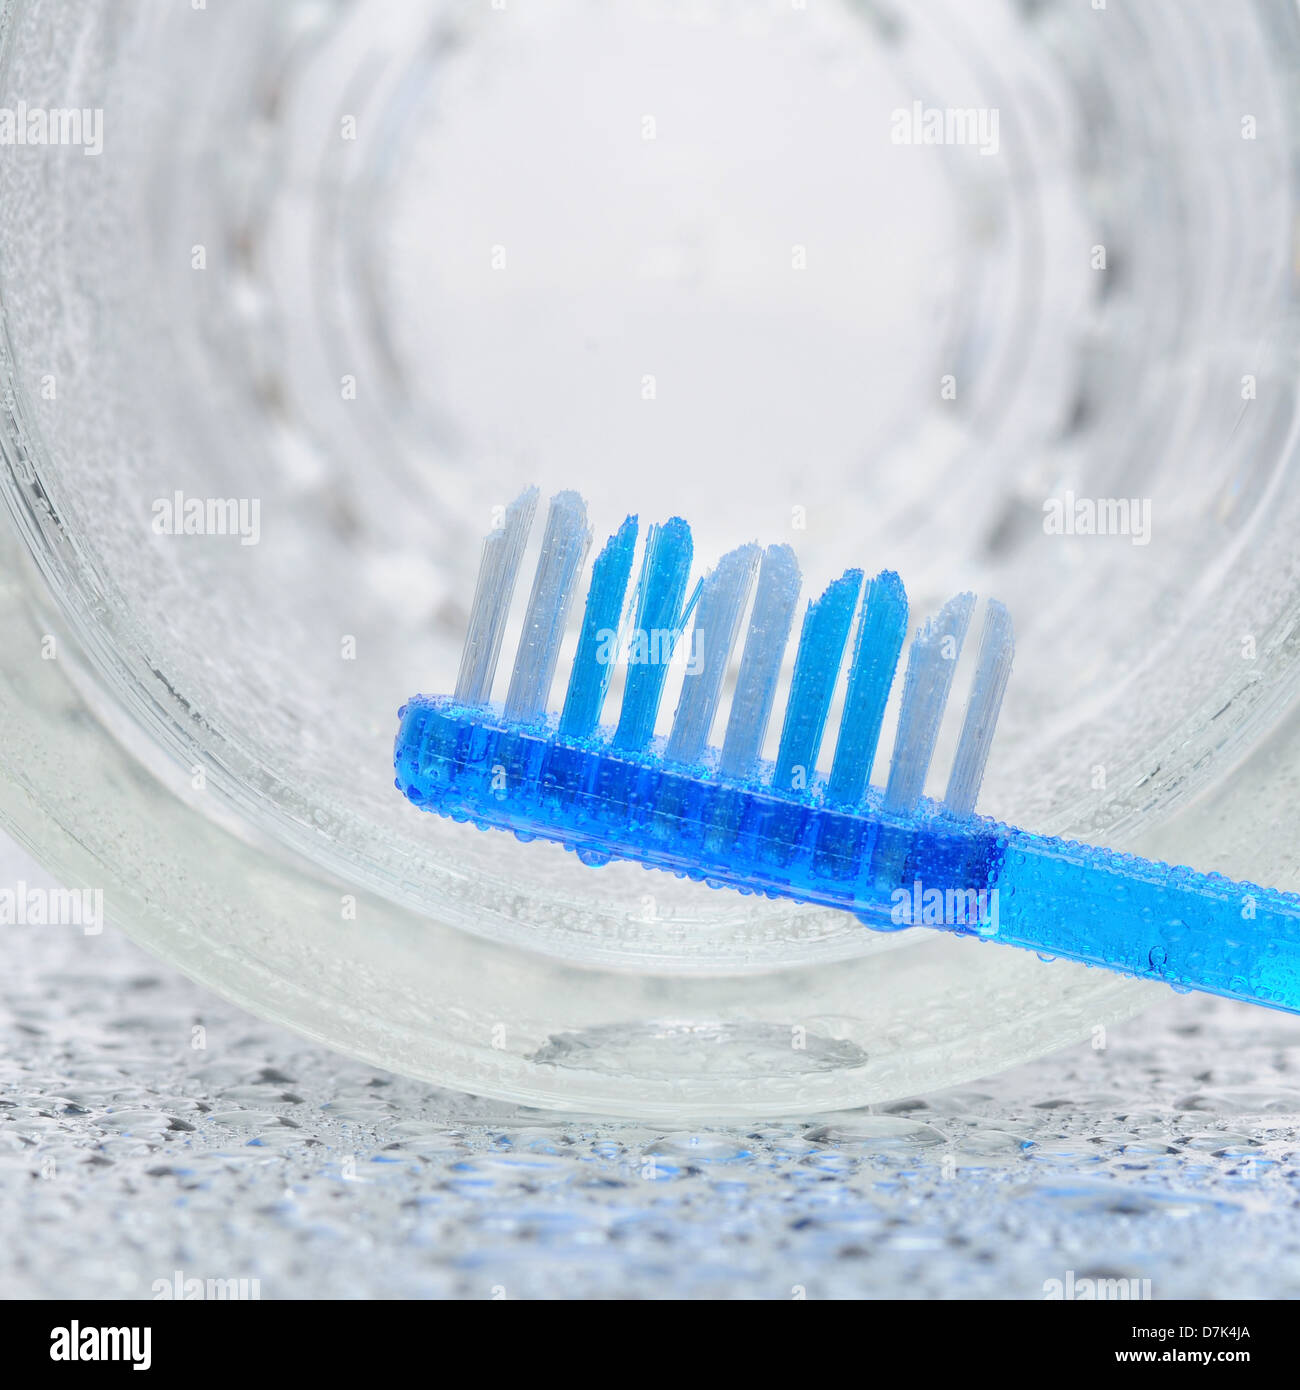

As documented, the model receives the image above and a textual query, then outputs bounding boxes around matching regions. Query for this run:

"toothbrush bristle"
[718,543,801,782]
[453,486,539,707]
[558,515,638,740]
[883,591,975,815]
[610,516,694,754]
[827,569,908,808]
[503,491,592,724]
[772,568,864,795]
[943,599,1015,818]
[447,492,1015,819]
[665,542,760,768]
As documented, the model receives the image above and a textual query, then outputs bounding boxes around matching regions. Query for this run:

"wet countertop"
[2,866,1299,1299]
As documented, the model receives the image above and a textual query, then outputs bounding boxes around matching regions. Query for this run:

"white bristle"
[718,544,801,782]
[453,487,538,706]
[665,543,760,768]
[943,600,1014,819]
[883,592,975,815]
[504,491,592,723]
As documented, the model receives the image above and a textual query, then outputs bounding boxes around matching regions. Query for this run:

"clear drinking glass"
[1,0,1299,1115]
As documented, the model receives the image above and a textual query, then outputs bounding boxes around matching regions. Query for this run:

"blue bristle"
[883,592,975,815]
[827,570,908,808]
[718,544,801,782]
[665,543,760,768]
[610,517,694,754]
[771,568,863,795]
[558,515,638,740]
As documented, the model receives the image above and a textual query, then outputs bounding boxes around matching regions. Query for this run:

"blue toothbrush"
[396,488,1300,1015]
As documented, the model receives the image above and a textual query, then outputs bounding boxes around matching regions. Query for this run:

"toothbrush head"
[428,487,1014,820]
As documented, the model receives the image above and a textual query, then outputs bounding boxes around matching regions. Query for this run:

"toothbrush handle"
[989,830,1300,1013]
[397,695,1300,1012]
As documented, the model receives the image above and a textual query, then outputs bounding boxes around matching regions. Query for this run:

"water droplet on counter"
[804,1115,946,1150]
